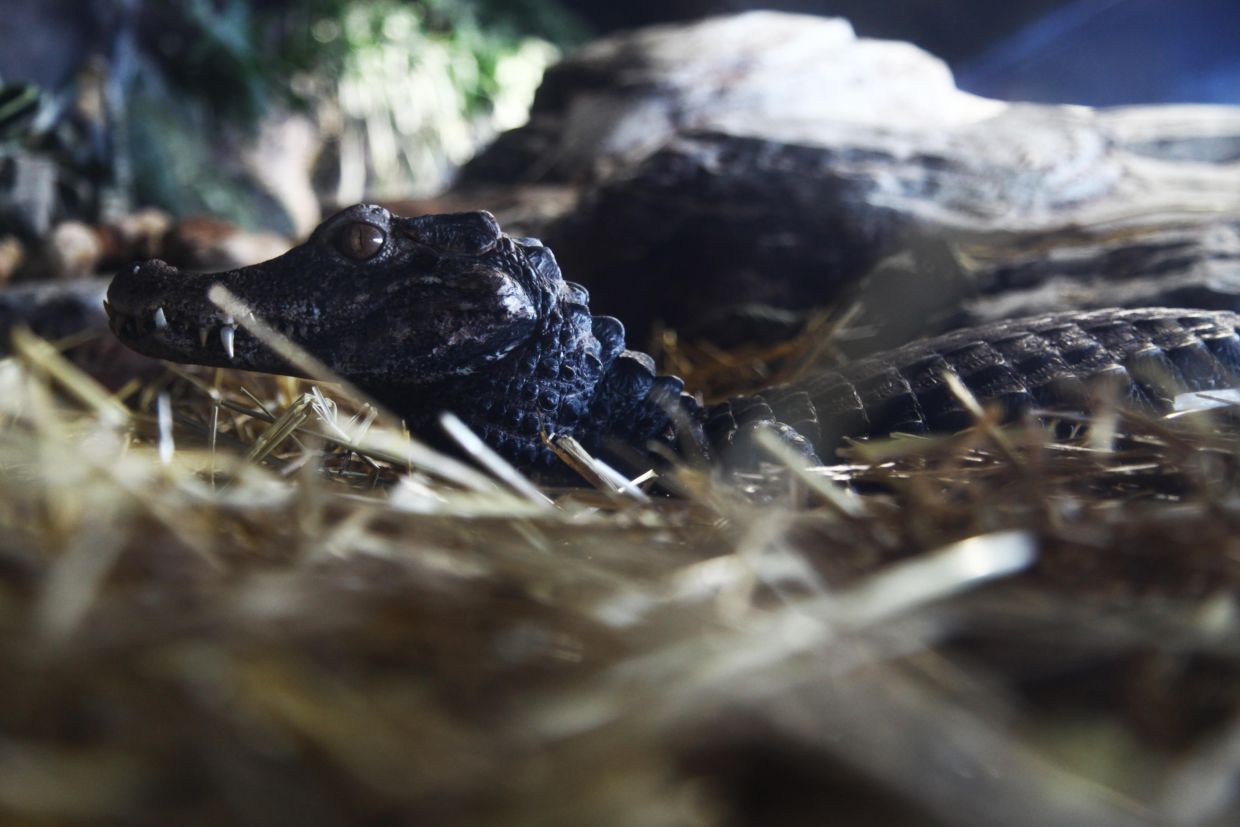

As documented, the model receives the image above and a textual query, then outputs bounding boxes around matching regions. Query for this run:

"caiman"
[105,205,1240,471]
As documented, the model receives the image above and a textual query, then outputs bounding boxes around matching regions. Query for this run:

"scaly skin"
[106,205,691,469]
[711,307,1240,451]
[106,205,1240,470]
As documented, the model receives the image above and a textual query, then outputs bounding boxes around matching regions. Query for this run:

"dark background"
[558,0,1240,105]
[2,0,1236,237]
[5,0,1240,105]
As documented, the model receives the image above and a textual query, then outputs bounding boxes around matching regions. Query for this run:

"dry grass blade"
[244,393,315,463]
[208,285,502,493]
[753,427,866,517]
[943,369,1022,464]
[1171,388,1240,414]
[10,326,130,425]
[208,285,393,427]
[156,392,175,464]
[439,412,554,509]
[829,530,1037,626]
[3,294,1240,826]
[34,516,128,640]
[547,433,653,503]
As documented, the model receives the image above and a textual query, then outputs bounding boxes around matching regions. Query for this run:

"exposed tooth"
[153,307,168,330]
[102,298,111,314]
[220,324,235,359]
[131,264,140,274]
[198,327,209,348]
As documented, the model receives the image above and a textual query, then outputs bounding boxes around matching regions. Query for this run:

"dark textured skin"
[106,205,1240,471]
[107,205,690,469]
[769,307,1240,447]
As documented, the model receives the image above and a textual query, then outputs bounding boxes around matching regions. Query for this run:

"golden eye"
[336,222,386,260]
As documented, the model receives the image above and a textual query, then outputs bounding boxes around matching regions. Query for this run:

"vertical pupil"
[343,223,384,259]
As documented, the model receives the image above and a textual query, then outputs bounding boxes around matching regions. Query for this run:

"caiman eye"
[336,222,386,260]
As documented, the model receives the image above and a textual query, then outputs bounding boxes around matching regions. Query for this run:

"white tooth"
[102,298,111,314]
[153,307,168,330]
[198,327,209,348]
[221,324,235,360]
[132,264,140,274]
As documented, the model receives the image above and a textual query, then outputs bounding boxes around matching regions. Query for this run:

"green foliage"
[142,0,586,125]
[142,0,271,124]
[128,0,587,225]
[0,83,40,143]
[127,68,292,233]
[320,0,567,196]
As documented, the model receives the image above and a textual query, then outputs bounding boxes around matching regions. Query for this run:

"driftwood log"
[462,13,1240,346]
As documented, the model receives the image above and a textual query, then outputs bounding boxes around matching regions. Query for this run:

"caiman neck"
[360,299,692,470]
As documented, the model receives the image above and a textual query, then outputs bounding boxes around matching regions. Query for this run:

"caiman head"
[106,204,558,387]
[107,204,687,468]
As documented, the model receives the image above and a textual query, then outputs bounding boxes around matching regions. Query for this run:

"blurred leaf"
[127,0,588,223]
[0,84,40,143]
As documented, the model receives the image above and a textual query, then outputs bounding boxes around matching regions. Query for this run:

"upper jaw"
[106,260,257,366]
[106,295,242,365]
